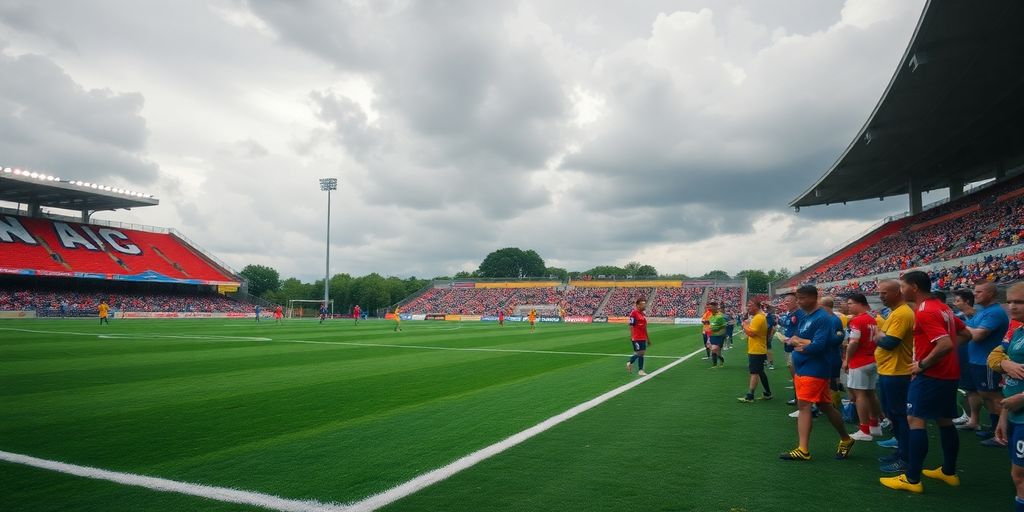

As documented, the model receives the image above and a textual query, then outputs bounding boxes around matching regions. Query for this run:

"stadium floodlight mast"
[319,177,338,311]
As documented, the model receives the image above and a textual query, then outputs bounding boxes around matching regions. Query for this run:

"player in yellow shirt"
[98,300,110,325]
[874,279,915,474]
[393,306,402,332]
[739,301,772,402]
[528,309,537,333]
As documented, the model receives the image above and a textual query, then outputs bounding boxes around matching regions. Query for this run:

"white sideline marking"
[0,327,270,342]
[0,450,347,512]
[278,339,681,359]
[342,345,706,512]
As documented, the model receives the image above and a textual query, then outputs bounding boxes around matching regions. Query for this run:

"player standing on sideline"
[781,285,854,461]
[98,300,109,325]
[765,304,777,370]
[725,312,736,350]
[708,302,727,368]
[881,270,970,493]
[701,306,713,360]
[254,304,261,322]
[991,283,1024,511]
[739,300,772,402]
[353,304,361,325]
[498,308,505,327]
[874,279,915,474]
[845,293,883,441]
[952,290,979,429]
[274,304,283,324]
[964,280,1010,445]
[319,302,328,324]
[627,298,650,376]
[529,309,537,333]
[393,305,402,332]
[781,294,803,410]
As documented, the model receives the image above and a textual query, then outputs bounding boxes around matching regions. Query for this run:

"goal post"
[287,299,334,319]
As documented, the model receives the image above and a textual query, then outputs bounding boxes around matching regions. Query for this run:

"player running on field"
[627,298,650,376]
[98,300,109,325]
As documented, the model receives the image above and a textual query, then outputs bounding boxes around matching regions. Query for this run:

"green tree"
[477,248,546,278]
[582,265,627,278]
[636,264,658,277]
[545,267,568,280]
[702,270,731,281]
[735,269,770,294]
[240,264,280,297]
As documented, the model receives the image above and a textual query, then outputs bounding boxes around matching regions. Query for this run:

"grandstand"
[778,0,1024,297]
[0,168,255,317]
[398,279,746,320]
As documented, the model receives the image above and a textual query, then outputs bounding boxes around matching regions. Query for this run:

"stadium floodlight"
[319,177,338,310]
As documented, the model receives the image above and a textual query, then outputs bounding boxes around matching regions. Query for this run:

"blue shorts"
[748,354,767,374]
[1011,422,1024,468]
[957,345,975,391]
[708,336,726,347]
[726,326,735,337]
[878,374,911,417]
[907,375,958,420]
[632,341,648,352]
[969,363,1001,392]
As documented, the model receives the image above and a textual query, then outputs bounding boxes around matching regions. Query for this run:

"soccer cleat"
[738,396,754,403]
[880,418,892,430]
[955,423,978,431]
[849,431,873,441]
[788,410,801,418]
[626,362,633,373]
[870,425,883,437]
[779,448,811,461]
[921,467,960,487]
[879,459,907,474]
[952,413,970,425]
[768,364,775,370]
[637,370,648,376]
[880,474,923,493]
[980,437,1004,447]
[701,356,710,360]
[877,437,898,449]
[787,398,797,406]
[834,438,855,460]
[759,394,774,401]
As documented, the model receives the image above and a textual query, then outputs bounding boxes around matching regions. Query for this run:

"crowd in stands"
[0,287,251,314]
[706,286,742,313]
[599,288,653,316]
[648,287,704,317]
[558,287,609,316]
[402,288,515,315]
[795,188,1024,285]
[814,252,1024,298]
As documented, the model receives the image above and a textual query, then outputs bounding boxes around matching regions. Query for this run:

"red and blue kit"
[914,298,965,380]
[629,309,648,342]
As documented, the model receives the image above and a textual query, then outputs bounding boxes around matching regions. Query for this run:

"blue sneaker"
[878,454,899,464]
[877,437,898,449]
[879,459,907,473]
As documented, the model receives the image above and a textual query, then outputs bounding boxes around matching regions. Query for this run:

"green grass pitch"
[0,318,1011,511]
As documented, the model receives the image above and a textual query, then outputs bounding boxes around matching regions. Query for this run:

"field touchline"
[338,345,707,512]
[274,339,682,359]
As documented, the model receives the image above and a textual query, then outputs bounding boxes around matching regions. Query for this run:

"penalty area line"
[341,345,707,512]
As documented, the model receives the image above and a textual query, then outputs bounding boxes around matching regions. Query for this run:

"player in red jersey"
[844,293,883,440]
[353,304,361,325]
[627,298,651,376]
[498,309,505,327]
[882,271,971,493]
[274,304,284,324]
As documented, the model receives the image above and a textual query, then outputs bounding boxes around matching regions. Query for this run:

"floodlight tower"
[319,178,338,309]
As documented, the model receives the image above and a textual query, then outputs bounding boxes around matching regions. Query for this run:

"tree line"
[239,248,791,309]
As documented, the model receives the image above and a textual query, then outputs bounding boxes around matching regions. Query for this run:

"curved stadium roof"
[791,0,1024,210]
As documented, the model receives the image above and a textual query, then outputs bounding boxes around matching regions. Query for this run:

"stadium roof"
[791,0,1024,210]
[0,167,158,212]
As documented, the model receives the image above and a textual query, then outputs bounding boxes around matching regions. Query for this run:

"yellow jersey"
[98,303,109,318]
[875,304,915,376]
[745,312,768,355]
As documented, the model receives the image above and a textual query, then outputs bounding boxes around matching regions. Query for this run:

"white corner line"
[341,345,706,512]
[0,450,348,512]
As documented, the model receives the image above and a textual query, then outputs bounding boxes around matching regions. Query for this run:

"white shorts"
[847,363,879,390]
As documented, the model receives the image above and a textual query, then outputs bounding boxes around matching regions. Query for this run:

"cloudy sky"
[0,0,935,280]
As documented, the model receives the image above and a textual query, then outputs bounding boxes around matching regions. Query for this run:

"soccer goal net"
[287,299,334,318]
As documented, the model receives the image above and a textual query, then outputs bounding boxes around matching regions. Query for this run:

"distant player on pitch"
[353,304,361,325]
[529,309,537,333]
[394,305,402,332]
[627,298,650,376]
